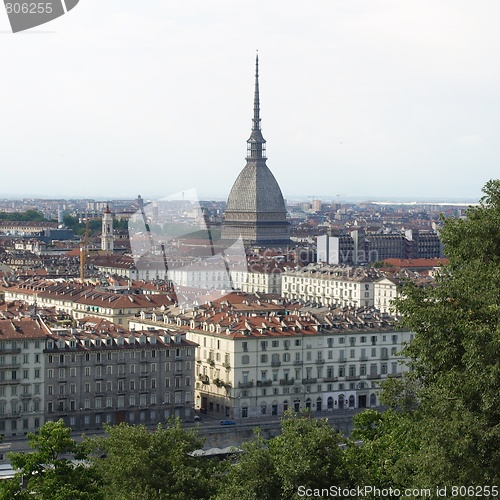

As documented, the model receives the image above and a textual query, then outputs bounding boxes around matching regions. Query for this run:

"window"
[242,355,250,365]
[261,354,268,363]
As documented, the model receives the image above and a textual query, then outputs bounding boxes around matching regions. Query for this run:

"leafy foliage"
[216,411,348,500]
[0,420,103,499]
[0,210,46,222]
[390,179,500,487]
[86,419,220,500]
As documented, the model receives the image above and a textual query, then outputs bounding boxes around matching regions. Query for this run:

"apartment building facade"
[43,320,196,432]
[0,319,47,438]
[128,296,412,420]
[282,265,378,308]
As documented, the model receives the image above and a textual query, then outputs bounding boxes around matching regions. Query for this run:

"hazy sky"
[1,1,500,202]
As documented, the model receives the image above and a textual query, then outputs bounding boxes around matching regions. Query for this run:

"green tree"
[216,430,281,500]
[344,409,420,498]
[0,210,46,222]
[216,411,348,500]
[0,420,103,499]
[87,419,219,500]
[391,179,500,487]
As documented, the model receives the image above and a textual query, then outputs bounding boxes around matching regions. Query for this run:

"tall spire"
[247,52,266,161]
[253,53,261,132]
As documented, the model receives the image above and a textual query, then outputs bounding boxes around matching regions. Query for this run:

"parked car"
[220,420,236,426]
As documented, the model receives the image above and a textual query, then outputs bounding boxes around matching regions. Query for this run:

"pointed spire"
[247,52,267,161]
[253,53,261,132]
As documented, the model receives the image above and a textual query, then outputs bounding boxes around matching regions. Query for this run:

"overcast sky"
[1,1,499,202]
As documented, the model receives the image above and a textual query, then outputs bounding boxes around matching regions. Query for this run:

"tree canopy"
[388,179,500,487]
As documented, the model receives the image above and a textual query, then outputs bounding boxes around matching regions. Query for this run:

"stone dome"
[226,162,287,214]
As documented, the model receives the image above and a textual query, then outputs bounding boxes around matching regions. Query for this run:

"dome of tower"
[226,162,286,213]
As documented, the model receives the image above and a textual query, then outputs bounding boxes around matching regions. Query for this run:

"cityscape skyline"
[3,1,500,200]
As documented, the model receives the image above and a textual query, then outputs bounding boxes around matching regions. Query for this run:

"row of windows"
[47,392,191,412]
[0,354,41,365]
[241,346,399,365]
[47,348,189,363]
[0,400,41,414]
[241,335,399,351]
[47,361,189,380]
[0,417,40,431]
[0,341,41,350]
[240,361,399,383]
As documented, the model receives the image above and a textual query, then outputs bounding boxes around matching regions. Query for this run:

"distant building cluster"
[0,56,460,447]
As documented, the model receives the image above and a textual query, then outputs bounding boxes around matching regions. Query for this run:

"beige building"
[128,293,412,419]
[3,281,174,325]
[282,265,380,308]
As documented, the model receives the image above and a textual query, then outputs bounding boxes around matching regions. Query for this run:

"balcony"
[346,375,360,381]
[323,376,338,383]
[0,379,20,385]
[293,360,303,366]
[20,393,32,399]
[302,378,317,385]
[271,361,281,367]
[381,354,389,360]
[222,362,231,371]
[315,359,325,365]
[198,374,209,385]
[238,381,254,389]
[387,373,402,378]
[0,364,21,370]
[359,356,368,362]
[279,378,295,386]
[337,358,345,363]
[0,348,21,354]
[257,380,272,387]
[367,374,379,379]
[206,359,215,367]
